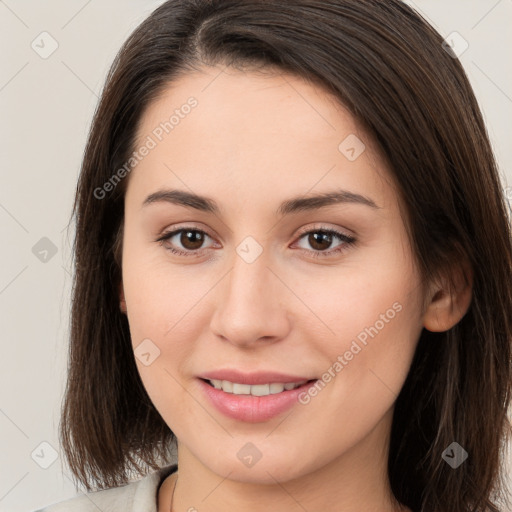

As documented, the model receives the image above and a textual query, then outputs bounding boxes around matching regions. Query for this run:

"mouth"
[197,377,319,423]
[200,377,317,397]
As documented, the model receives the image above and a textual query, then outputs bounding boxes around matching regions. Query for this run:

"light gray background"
[1,1,511,511]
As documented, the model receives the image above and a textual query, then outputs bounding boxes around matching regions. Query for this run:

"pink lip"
[199,369,313,385]
[197,378,318,423]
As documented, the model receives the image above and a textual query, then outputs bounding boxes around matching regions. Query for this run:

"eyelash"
[155,225,356,259]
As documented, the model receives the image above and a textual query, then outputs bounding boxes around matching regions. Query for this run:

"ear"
[119,281,127,314]
[422,258,473,332]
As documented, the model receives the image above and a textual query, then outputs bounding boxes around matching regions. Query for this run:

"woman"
[35,0,512,511]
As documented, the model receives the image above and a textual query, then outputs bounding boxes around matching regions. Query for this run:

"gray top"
[33,464,178,512]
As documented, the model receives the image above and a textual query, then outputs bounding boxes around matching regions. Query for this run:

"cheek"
[303,235,423,405]
[120,231,202,407]
[121,227,190,338]
[305,276,421,404]
[295,234,421,354]
[296,279,422,457]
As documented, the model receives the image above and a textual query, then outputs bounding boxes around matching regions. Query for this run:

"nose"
[209,247,292,348]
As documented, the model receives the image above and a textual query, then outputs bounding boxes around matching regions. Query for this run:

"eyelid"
[156,223,216,247]
[158,222,354,241]
[156,222,356,258]
[157,222,214,240]
[294,222,354,239]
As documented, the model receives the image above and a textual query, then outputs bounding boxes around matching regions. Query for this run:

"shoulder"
[32,464,178,512]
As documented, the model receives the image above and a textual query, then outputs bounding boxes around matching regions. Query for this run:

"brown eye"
[294,227,356,259]
[307,231,334,251]
[179,230,205,250]
[156,227,215,256]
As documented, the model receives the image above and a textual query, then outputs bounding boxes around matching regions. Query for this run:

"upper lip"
[199,369,316,386]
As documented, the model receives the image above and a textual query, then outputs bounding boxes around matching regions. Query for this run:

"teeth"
[209,379,308,396]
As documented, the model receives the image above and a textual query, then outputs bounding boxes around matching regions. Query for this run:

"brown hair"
[60,1,512,510]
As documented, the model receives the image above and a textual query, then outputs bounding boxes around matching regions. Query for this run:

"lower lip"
[197,378,318,423]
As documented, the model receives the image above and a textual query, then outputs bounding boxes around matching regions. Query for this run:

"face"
[119,64,426,484]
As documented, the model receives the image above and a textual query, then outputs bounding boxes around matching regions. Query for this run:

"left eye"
[294,229,355,255]
[156,226,356,258]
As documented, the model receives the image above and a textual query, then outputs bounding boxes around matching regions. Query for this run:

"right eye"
[155,227,216,256]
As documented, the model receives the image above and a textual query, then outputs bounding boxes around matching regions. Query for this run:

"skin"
[118,64,472,512]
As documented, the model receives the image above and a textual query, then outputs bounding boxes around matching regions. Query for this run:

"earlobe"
[119,281,127,314]
[422,261,473,333]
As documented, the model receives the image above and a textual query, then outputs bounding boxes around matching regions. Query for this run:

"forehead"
[127,65,395,212]
[136,64,359,147]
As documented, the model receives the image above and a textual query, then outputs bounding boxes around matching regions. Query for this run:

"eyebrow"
[142,188,381,215]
